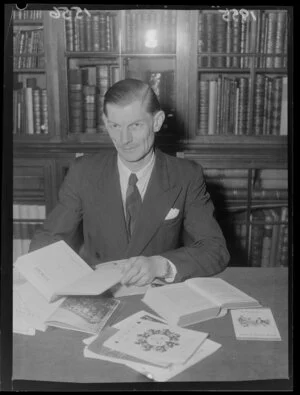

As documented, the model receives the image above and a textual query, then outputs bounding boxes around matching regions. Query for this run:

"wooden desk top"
[12,267,290,387]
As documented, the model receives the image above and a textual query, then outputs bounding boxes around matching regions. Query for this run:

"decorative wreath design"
[238,315,270,327]
[134,328,181,352]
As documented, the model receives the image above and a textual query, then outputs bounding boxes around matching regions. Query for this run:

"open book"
[142,278,261,327]
[14,241,123,302]
[13,280,120,336]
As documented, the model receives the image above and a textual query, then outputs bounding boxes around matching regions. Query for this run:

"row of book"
[68,65,120,134]
[198,10,288,69]
[12,10,44,20]
[65,11,118,53]
[13,28,45,69]
[227,206,288,267]
[204,168,288,190]
[13,204,46,263]
[197,74,287,136]
[68,66,175,134]
[13,78,49,135]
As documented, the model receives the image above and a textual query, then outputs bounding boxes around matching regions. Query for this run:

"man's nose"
[120,127,132,145]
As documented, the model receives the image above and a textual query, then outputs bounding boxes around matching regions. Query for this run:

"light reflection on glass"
[145,29,158,48]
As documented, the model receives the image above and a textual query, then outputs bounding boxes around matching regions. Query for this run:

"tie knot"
[128,173,138,186]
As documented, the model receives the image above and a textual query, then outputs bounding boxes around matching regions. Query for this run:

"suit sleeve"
[29,160,83,252]
[160,165,230,281]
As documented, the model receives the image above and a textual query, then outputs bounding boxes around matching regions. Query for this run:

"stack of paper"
[83,310,222,381]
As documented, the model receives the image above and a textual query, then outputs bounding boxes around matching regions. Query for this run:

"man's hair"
[103,78,161,116]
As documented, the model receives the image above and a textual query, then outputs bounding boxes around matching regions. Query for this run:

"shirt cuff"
[164,259,177,282]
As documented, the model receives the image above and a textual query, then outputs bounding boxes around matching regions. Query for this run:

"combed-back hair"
[103,78,161,116]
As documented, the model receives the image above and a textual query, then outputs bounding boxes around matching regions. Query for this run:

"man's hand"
[118,256,169,287]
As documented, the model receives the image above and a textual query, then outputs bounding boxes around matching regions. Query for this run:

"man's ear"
[153,110,165,133]
[102,113,108,128]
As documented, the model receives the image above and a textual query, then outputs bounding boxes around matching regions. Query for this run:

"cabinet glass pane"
[13,10,49,137]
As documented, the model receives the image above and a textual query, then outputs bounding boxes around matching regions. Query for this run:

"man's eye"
[133,122,142,128]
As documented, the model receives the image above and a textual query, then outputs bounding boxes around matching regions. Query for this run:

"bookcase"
[12,6,290,267]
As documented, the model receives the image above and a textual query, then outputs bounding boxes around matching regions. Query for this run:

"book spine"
[253,74,265,136]
[197,80,209,135]
[232,18,240,68]
[250,211,264,267]
[266,12,277,68]
[65,14,74,51]
[215,75,222,135]
[92,14,100,51]
[208,79,217,135]
[271,77,283,136]
[40,89,48,134]
[85,13,93,52]
[83,85,97,133]
[206,12,214,68]
[33,88,41,134]
[99,12,106,51]
[69,69,83,134]
[198,11,204,67]
[274,11,286,68]
[279,220,289,267]
[73,13,81,52]
[280,76,288,135]
[261,209,273,267]
[78,15,86,51]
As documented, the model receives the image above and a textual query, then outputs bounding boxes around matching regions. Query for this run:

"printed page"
[124,339,222,382]
[231,308,282,341]
[13,281,64,333]
[187,278,261,309]
[103,319,208,366]
[55,262,123,296]
[14,241,93,301]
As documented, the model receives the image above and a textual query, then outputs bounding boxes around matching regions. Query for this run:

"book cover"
[103,319,208,367]
[231,308,281,341]
[45,294,120,335]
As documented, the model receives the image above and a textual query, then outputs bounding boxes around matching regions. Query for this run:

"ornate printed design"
[134,328,180,352]
[238,315,270,327]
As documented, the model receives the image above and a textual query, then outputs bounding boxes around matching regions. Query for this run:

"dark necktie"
[125,173,142,239]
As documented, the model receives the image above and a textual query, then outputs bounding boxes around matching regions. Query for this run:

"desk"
[13,267,290,384]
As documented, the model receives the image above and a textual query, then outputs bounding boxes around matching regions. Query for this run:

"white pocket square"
[164,208,180,220]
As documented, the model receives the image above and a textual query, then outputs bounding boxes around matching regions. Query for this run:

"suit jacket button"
[95,252,100,258]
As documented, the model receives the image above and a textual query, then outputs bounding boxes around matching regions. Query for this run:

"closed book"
[92,14,100,51]
[269,209,280,267]
[266,12,277,68]
[232,18,241,68]
[276,207,288,266]
[85,13,93,51]
[205,12,214,68]
[65,13,74,51]
[208,79,217,135]
[261,209,274,267]
[274,11,287,68]
[32,88,41,134]
[142,278,261,327]
[198,80,209,135]
[271,77,283,135]
[25,87,34,134]
[231,308,281,341]
[279,225,288,267]
[280,76,288,135]
[253,74,265,135]
[250,210,265,267]
[225,17,232,68]
[40,90,48,134]
[78,16,86,51]
[73,14,80,52]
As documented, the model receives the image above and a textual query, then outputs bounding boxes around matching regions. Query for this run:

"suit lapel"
[125,150,182,258]
[96,153,129,255]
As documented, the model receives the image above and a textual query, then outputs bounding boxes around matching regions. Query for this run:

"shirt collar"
[117,150,156,181]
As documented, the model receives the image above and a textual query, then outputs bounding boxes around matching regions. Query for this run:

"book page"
[55,261,123,296]
[14,241,93,301]
[187,278,261,309]
[13,281,64,333]
[150,283,217,313]
[231,308,282,341]
[124,339,222,382]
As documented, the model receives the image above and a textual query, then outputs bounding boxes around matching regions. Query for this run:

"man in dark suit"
[29,78,230,286]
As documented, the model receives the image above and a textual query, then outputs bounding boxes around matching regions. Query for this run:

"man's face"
[104,100,163,166]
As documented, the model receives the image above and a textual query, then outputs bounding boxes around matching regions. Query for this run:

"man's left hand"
[118,255,169,287]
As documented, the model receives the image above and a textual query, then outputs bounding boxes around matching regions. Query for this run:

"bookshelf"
[11,6,290,267]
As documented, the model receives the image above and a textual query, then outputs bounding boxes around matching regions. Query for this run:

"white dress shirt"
[117,151,177,282]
